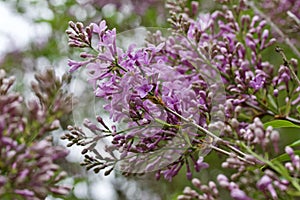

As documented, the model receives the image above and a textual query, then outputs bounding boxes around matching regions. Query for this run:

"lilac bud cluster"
[285,146,300,176]
[61,117,117,176]
[167,0,276,95]
[260,0,300,47]
[218,174,252,200]
[0,69,71,199]
[29,69,73,137]
[66,21,93,49]
[177,178,219,200]
[239,118,280,153]
[0,138,69,199]
[257,169,289,200]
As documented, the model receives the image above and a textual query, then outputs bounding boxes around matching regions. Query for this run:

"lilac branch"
[163,105,255,162]
[240,142,300,192]
[163,106,221,142]
[245,99,300,125]
[210,144,255,165]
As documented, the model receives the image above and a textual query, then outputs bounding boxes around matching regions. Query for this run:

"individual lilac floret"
[194,157,209,172]
[135,83,154,98]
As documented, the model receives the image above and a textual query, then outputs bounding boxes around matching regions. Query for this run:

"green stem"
[245,101,300,125]
[163,106,222,142]
[163,105,254,160]
[210,144,255,165]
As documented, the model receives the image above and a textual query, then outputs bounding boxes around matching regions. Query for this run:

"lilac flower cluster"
[0,69,71,199]
[64,0,300,199]
[66,16,221,179]
[239,118,280,153]
[178,168,291,200]
[177,178,219,200]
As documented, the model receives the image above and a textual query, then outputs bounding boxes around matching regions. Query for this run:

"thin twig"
[163,105,255,159]
[210,144,255,165]
[163,106,222,142]
[245,101,300,125]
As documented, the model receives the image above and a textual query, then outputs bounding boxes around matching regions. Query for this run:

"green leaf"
[297,105,300,114]
[263,120,300,129]
[290,140,300,147]
[270,150,300,163]
[261,150,300,171]
[287,190,300,197]
[267,94,278,110]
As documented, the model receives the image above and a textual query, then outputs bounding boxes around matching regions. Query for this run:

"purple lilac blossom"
[66,17,218,178]
[66,0,276,181]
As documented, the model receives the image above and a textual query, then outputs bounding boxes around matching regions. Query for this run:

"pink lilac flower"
[257,170,289,200]
[0,69,70,199]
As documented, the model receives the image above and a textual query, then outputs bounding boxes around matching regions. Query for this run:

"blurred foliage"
[0,0,168,73]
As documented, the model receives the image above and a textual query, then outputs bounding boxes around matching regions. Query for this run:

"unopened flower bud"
[192,178,201,188]
[273,89,279,97]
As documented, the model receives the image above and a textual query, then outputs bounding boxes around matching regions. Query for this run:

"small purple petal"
[136,84,154,98]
